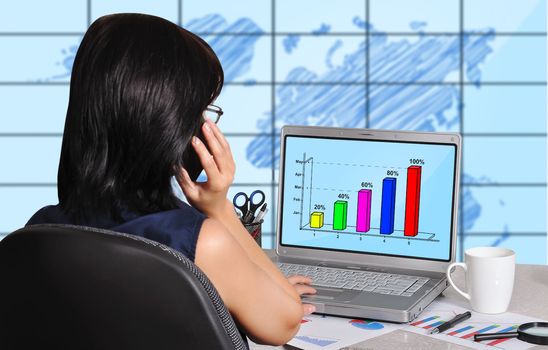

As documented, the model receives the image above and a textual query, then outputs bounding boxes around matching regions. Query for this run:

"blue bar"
[450,325,474,334]
[420,316,438,323]
[476,325,500,333]
[426,321,444,329]
[497,326,518,333]
[380,177,397,234]
[462,324,501,339]
[411,315,438,326]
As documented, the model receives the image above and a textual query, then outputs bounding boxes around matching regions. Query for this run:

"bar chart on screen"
[281,136,456,260]
[294,152,438,242]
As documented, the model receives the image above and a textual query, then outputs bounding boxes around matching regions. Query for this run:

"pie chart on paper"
[349,319,384,330]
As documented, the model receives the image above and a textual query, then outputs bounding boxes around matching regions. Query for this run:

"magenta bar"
[356,189,372,232]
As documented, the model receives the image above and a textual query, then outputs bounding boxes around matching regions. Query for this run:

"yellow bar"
[310,212,324,228]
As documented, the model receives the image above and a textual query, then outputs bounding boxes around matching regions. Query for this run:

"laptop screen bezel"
[276,126,461,273]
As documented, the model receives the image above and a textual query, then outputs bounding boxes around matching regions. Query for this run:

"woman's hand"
[287,275,317,316]
[176,119,236,218]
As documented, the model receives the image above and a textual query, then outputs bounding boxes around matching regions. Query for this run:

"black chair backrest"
[0,224,248,350]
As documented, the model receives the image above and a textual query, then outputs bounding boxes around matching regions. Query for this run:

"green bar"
[333,200,348,230]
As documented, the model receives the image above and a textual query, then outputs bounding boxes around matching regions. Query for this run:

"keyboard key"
[342,282,356,289]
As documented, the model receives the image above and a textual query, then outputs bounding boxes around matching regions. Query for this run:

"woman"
[27,13,315,345]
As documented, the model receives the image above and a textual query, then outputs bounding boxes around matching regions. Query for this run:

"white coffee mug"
[446,247,515,314]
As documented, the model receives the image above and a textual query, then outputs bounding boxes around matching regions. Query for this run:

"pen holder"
[242,219,263,247]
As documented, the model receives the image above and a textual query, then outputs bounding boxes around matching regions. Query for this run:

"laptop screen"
[279,135,457,262]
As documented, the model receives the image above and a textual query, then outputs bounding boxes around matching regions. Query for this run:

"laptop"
[272,125,461,323]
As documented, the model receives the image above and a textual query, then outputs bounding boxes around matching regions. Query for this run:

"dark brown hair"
[58,13,224,221]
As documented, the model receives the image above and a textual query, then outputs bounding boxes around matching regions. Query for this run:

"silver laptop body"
[273,125,461,323]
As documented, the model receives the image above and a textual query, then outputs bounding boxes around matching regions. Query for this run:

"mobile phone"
[181,128,208,181]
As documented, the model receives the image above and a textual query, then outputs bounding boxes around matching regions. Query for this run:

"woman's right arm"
[195,218,302,345]
[177,119,316,344]
[177,119,316,308]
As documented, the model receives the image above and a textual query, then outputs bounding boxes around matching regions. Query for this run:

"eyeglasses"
[203,104,223,124]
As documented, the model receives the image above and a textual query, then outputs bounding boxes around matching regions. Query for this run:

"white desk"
[252,253,548,350]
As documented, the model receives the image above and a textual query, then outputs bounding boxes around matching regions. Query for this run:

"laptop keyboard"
[277,263,429,297]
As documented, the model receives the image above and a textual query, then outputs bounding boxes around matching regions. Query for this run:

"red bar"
[487,338,512,346]
[461,332,478,340]
[404,166,422,237]
[410,316,438,326]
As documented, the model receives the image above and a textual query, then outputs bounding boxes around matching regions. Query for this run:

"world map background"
[0,0,546,263]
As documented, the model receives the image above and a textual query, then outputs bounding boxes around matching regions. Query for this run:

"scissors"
[233,190,265,223]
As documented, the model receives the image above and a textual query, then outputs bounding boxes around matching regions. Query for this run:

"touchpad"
[305,288,360,302]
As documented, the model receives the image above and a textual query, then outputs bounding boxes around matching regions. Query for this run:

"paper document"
[403,300,546,350]
[283,300,545,350]
[287,314,400,350]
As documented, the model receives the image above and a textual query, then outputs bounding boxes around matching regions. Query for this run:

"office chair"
[0,224,248,350]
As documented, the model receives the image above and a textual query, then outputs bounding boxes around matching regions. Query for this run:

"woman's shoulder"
[25,201,209,261]
[136,200,207,229]
[172,199,207,220]
[112,200,208,261]
[26,204,69,226]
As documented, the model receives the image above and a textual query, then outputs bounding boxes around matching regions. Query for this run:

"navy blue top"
[26,200,207,262]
